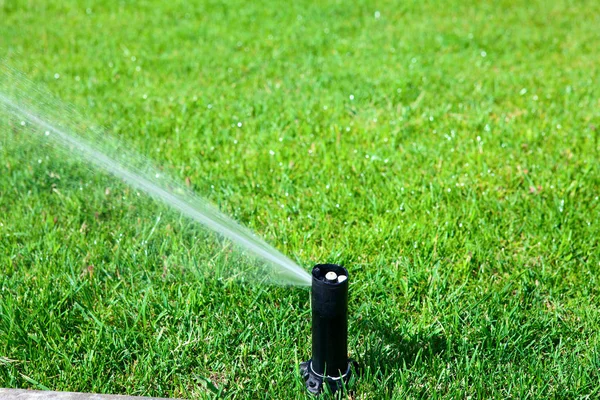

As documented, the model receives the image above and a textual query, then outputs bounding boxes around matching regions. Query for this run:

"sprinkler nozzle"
[300,264,356,395]
[325,271,338,282]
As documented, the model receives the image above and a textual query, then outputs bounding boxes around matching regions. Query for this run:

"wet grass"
[1,0,600,398]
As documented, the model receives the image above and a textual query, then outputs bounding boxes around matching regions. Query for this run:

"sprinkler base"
[300,359,356,395]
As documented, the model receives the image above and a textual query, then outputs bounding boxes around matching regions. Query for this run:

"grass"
[1,0,600,398]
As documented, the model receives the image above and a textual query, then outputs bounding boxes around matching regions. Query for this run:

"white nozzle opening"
[337,275,347,283]
[325,271,338,282]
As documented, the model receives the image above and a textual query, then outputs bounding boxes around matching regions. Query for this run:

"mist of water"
[0,62,311,287]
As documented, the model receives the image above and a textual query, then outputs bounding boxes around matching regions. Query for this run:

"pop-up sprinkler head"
[300,264,356,395]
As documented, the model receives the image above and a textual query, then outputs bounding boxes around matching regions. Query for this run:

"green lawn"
[2,0,600,398]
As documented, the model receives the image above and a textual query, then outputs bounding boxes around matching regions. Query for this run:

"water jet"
[301,264,356,395]
[0,64,312,287]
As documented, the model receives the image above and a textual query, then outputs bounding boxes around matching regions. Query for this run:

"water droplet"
[374,10,381,19]
[349,94,354,100]
[207,104,213,109]
[237,122,242,128]
[269,150,275,156]
[54,73,60,79]
[20,121,26,126]
[481,50,487,57]
[44,131,50,136]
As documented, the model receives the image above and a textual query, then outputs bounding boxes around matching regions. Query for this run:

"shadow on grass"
[355,316,447,374]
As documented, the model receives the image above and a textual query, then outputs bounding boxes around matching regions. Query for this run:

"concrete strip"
[0,389,173,400]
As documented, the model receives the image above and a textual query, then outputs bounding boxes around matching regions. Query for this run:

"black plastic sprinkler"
[300,264,356,395]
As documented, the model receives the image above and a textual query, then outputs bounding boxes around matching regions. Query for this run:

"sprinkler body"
[301,264,355,395]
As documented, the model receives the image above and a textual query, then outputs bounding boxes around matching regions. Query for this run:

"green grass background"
[1,0,600,398]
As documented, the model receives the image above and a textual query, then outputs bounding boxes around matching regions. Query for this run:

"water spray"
[301,264,356,395]
[0,63,312,287]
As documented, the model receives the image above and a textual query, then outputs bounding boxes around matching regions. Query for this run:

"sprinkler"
[300,264,356,395]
